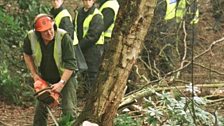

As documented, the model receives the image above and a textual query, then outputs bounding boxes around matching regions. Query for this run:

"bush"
[145,92,223,125]
[114,114,142,126]
[0,61,20,104]
[115,91,224,126]
[17,0,50,30]
[0,0,51,105]
[0,9,25,46]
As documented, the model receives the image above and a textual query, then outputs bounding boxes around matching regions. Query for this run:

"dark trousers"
[83,45,104,94]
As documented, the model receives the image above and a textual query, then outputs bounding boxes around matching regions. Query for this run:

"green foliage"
[0,60,34,105]
[0,61,20,104]
[0,0,51,105]
[0,9,25,46]
[115,91,224,126]
[145,92,223,126]
[0,7,34,105]
[17,0,50,30]
[114,114,142,126]
[58,114,74,126]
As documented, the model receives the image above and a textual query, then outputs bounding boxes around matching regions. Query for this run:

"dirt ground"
[0,100,62,126]
[0,100,34,126]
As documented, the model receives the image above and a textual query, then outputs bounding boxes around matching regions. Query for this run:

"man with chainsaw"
[50,0,88,72]
[23,13,77,126]
[73,0,104,94]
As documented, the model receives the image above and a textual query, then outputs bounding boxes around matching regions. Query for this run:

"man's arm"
[101,8,115,32]
[60,69,74,83]
[60,17,74,39]
[23,53,41,81]
[51,34,77,93]
[23,36,42,82]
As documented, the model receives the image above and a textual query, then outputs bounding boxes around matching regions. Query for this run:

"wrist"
[59,79,66,85]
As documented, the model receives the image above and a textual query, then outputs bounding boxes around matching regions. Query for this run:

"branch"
[0,121,11,126]
[194,62,224,75]
[120,83,224,108]
[164,37,224,77]
[194,37,224,59]
[140,37,224,88]
[177,21,188,78]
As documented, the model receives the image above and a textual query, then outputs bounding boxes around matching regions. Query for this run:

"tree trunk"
[74,0,156,125]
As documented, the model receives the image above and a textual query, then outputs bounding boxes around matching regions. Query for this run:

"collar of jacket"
[98,0,107,7]
[50,5,65,18]
[81,4,97,15]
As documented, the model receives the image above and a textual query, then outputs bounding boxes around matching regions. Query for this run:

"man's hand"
[32,73,42,82]
[51,81,65,93]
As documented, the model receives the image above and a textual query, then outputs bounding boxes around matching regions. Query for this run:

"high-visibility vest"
[190,4,199,24]
[176,0,199,24]
[73,11,79,45]
[28,29,67,74]
[175,0,186,23]
[74,8,104,45]
[165,0,177,20]
[55,9,72,27]
[53,9,79,45]
[99,0,119,38]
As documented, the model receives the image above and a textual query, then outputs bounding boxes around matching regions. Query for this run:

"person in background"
[23,13,77,126]
[97,0,119,51]
[50,0,74,37]
[73,0,104,95]
[50,0,88,72]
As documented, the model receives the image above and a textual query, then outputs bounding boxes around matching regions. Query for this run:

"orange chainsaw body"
[34,79,60,107]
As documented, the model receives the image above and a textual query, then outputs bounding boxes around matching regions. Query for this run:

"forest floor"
[0,101,33,126]
[0,99,62,126]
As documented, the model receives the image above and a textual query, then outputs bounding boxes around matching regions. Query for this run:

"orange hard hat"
[34,14,54,32]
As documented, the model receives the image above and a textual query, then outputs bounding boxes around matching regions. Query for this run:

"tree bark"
[74,0,156,125]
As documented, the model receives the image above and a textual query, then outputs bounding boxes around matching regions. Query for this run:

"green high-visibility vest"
[55,9,72,27]
[99,0,119,38]
[165,0,177,20]
[74,8,104,45]
[28,29,67,74]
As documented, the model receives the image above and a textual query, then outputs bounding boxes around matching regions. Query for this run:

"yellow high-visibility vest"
[73,11,79,45]
[74,8,104,45]
[175,0,186,23]
[99,0,119,38]
[190,5,199,24]
[165,0,177,20]
[28,29,67,74]
[55,9,72,27]
[176,0,199,24]
[54,9,80,45]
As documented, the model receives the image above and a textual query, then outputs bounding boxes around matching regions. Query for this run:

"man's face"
[52,0,63,9]
[40,27,54,43]
[83,0,95,10]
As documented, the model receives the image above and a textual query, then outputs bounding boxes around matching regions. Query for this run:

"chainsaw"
[33,79,60,108]
[33,79,60,126]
